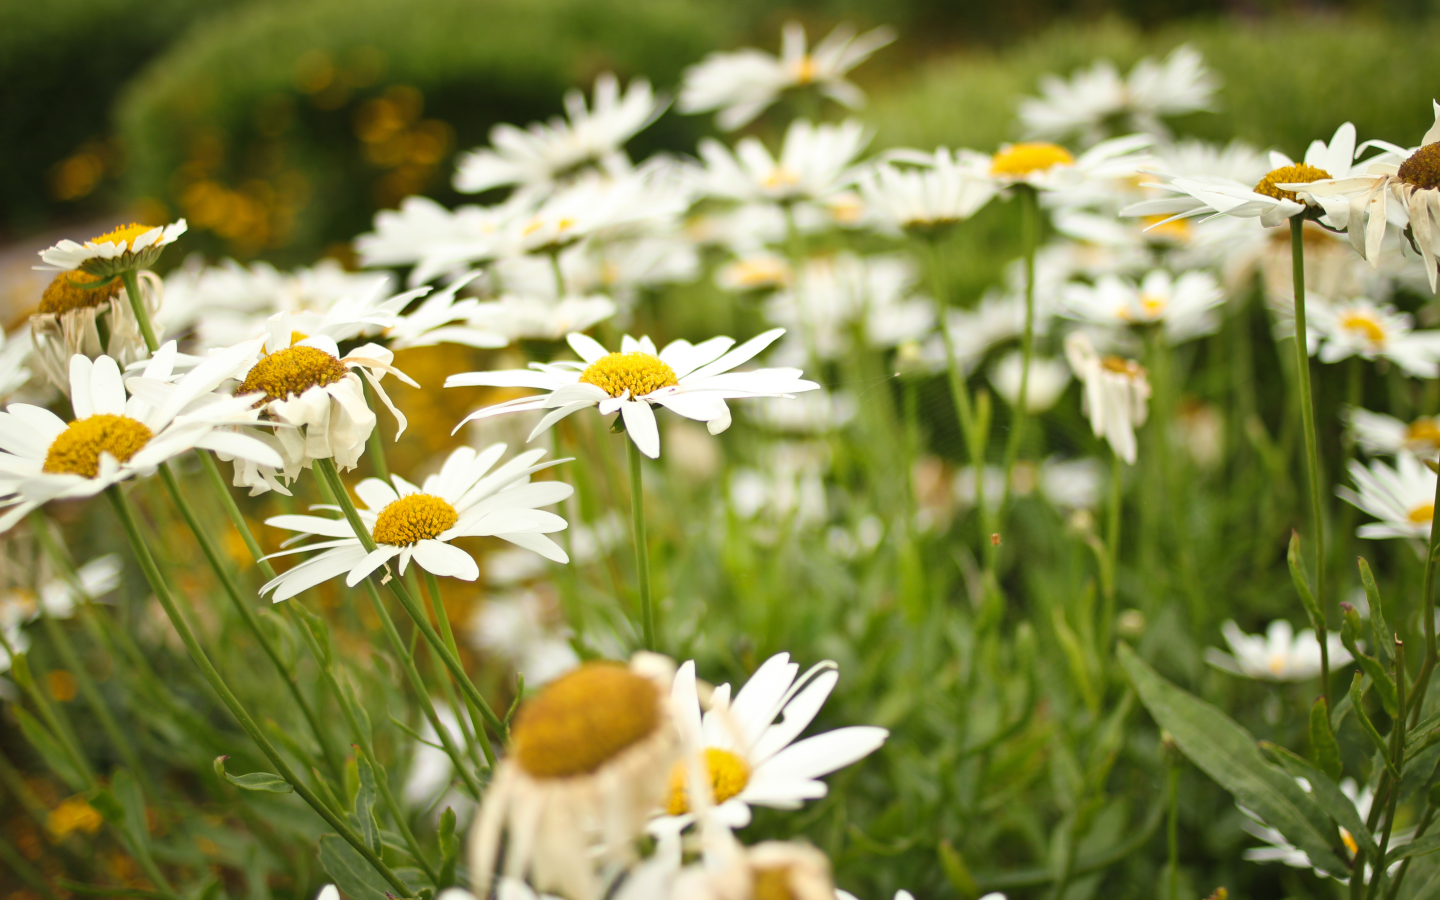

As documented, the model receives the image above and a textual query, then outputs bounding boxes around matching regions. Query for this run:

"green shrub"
[115,0,737,264]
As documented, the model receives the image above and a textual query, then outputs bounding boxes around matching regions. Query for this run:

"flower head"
[1347,407,1440,458]
[1339,452,1437,540]
[1205,620,1352,681]
[694,119,871,206]
[1308,297,1440,377]
[1061,269,1225,343]
[856,149,1000,234]
[961,134,1152,191]
[1064,332,1151,465]
[38,220,188,277]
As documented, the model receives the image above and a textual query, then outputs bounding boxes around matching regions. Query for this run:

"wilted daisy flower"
[693,119,870,205]
[0,346,281,532]
[961,134,1152,192]
[1307,297,1440,377]
[30,269,161,392]
[1061,270,1225,342]
[1205,620,1352,681]
[454,73,663,195]
[1346,407,1440,457]
[260,444,571,600]
[37,220,188,277]
[1123,123,1363,229]
[448,329,818,459]
[470,654,680,900]
[657,653,887,830]
[1064,332,1151,465]
[988,352,1072,413]
[679,22,895,131]
[856,149,1000,235]
[1019,45,1218,146]
[1338,453,1437,540]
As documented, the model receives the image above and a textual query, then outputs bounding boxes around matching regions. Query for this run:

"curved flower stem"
[104,485,409,896]
[1290,215,1330,713]
[998,185,1040,521]
[1369,640,1406,900]
[1409,459,1440,725]
[119,268,159,353]
[626,436,656,651]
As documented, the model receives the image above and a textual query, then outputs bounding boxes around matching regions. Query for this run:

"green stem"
[1166,766,1180,900]
[1370,641,1407,900]
[423,570,490,764]
[119,268,159,353]
[998,185,1040,519]
[104,485,410,896]
[0,628,95,790]
[1410,455,1440,725]
[1290,215,1330,713]
[1387,804,1437,900]
[627,436,656,651]
[1101,449,1122,651]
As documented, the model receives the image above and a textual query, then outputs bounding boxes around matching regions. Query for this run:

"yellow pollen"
[43,414,154,478]
[237,345,350,404]
[1399,143,1440,190]
[511,662,661,778]
[1341,828,1358,857]
[794,55,817,85]
[1253,164,1331,203]
[371,493,458,546]
[665,747,752,814]
[1340,312,1387,345]
[989,143,1074,178]
[88,222,154,248]
[1268,654,1288,675]
[1409,503,1435,525]
[579,351,679,398]
[1407,418,1440,447]
[39,270,121,315]
[753,866,797,900]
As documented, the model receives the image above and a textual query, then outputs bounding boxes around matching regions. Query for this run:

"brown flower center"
[1399,143,1440,190]
[578,351,679,398]
[511,662,660,778]
[1253,164,1331,203]
[43,414,154,478]
[39,270,121,315]
[371,493,458,546]
[238,346,350,404]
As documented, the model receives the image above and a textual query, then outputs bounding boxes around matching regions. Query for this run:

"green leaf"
[938,839,981,900]
[1309,698,1343,781]
[352,750,382,857]
[1053,608,1099,715]
[1387,831,1440,865]
[1118,644,1347,876]
[1358,557,1393,664]
[1260,741,1374,858]
[437,806,459,888]
[291,601,333,668]
[13,706,87,791]
[1289,531,1326,634]
[1349,672,1399,775]
[112,769,150,852]
[318,834,401,900]
[1340,615,1398,717]
[214,756,293,793]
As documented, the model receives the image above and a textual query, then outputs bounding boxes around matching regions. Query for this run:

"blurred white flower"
[856,149,999,233]
[1062,270,1225,342]
[1308,296,1440,376]
[679,22,894,131]
[1041,457,1105,510]
[0,324,34,404]
[356,194,528,282]
[765,253,933,364]
[1,554,122,674]
[1346,407,1440,457]
[1206,619,1352,681]
[715,253,792,293]
[401,700,472,806]
[469,587,579,687]
[1240,778,1381,879]
[1338,452,1437,540]
[466,295,617,343]
[988,352,1072,413]
[747,389,856,434]
[1064,332,1151,465]
[693,119,870,205]
[958,134,1152,191]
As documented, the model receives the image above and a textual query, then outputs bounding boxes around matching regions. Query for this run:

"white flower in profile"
[38,220,188,277]
[988,352,1071,413]
[655,653,887,831]
[1019,45,1217,146]
[679,21,895,131]
[1346,407,1440,458]
[1338,453,1437,540]
[693,119,870,205]
[959,134,1152,192]
[260,444,572,600]
[0,345,282,532]
[1064,332,1151,465]
[1307,297,1440,377]
[856,149,1000,234]
[454,73,664,194]
[1061,270,1225,342]
[1205,619,1352,681]
[447,329,818,459]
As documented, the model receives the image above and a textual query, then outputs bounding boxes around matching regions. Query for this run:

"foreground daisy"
[1338,453,1437,540]
[37,220,188,277]
[1064,332,1151,465]
[0,347,281,532]
[260,444,572,601]
[1347,407,1440,457]
[447,329,819,459]
[678,22,895,131]
[658,653,887,830]
[1061,269,1225,343]
[1307,297,1440,377]
[1204,619,1352,681]
[470,655,680,900]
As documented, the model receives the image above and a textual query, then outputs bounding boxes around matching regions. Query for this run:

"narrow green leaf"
[437,806,459,888]
[318,834,400,900]
[1118,645,1347,875]
[1349,672,1399,775]
[353,750,382,856]
[1261,741,1374,858]
[291,602,333,668]
[1289,531,1325,634]
[13,707,86,791]
[1388,831,1440,864]
[1340,613,1398,717]
[225,772,293,793]
[1358,557,1393,664]
[1053,608,1099,715]
[1309,698,1343,781]
[938,839,980,900]
[112,769,150,852]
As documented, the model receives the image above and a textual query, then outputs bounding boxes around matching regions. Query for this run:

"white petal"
[413,540,479,580]
[621,401,660,458]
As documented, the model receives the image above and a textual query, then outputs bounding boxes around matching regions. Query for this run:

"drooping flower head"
[1064,332,1151,465]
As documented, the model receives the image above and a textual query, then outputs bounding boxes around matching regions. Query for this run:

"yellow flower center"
[88,223,154,248]
[1340,312,1387,345]
[729,258,790,289]
[794,55,817,85]
[1268,653,1288,675]
[39,270,121,315]
[1408,503,1435,525]
[1399,143,1440,190]
[1407,418,1440,447]
[764,167,802,190]
[511,662,661,778]
[578,351,679,398]
[371,493,458,546]
[989,143,1074,178]
[237,345,350,404]
[665,747,752,814]
[753,866,798,900]
[1101,356,1144,378]
[1253,164,1331,203]
[43,414,154,478]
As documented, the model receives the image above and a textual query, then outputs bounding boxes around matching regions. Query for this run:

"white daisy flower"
[469,654,680,900]
[656,653,887,830]
[693,119,870,205]
[468,587,579,687]
[1338,452,1437,540]
[0,553,122,675]
[670,838,839,900]
[1205,619,1352,681]
[454,73,663,195]
[1064,332,1151,465]
[1123,122,1364,229]
[954,134,1152,192]
[1060,269,1225,342]
[447,329,819,459]
[988,352,1072,413]
[465,294,617,343]
[856,149,1000,234]
[260,443,572,601]
[763,253,933,364]
[0,345,282,533]
[37,220,188,277]
[385,272,512,350]
[715,253,792,294]
[0,325,33,404]
[30,268,162,392]
[356,194,529,283]
[1346,407,1440,457]
[1019,45,1218,146]
[1040,457,1105,511]
[679,22,895,131]
[1307,296,1440,377]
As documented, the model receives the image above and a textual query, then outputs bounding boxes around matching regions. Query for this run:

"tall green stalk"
[119,269,159,353]
[997,185,1041,520]
[1409,459,1440,723]
[626,437,656,650]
